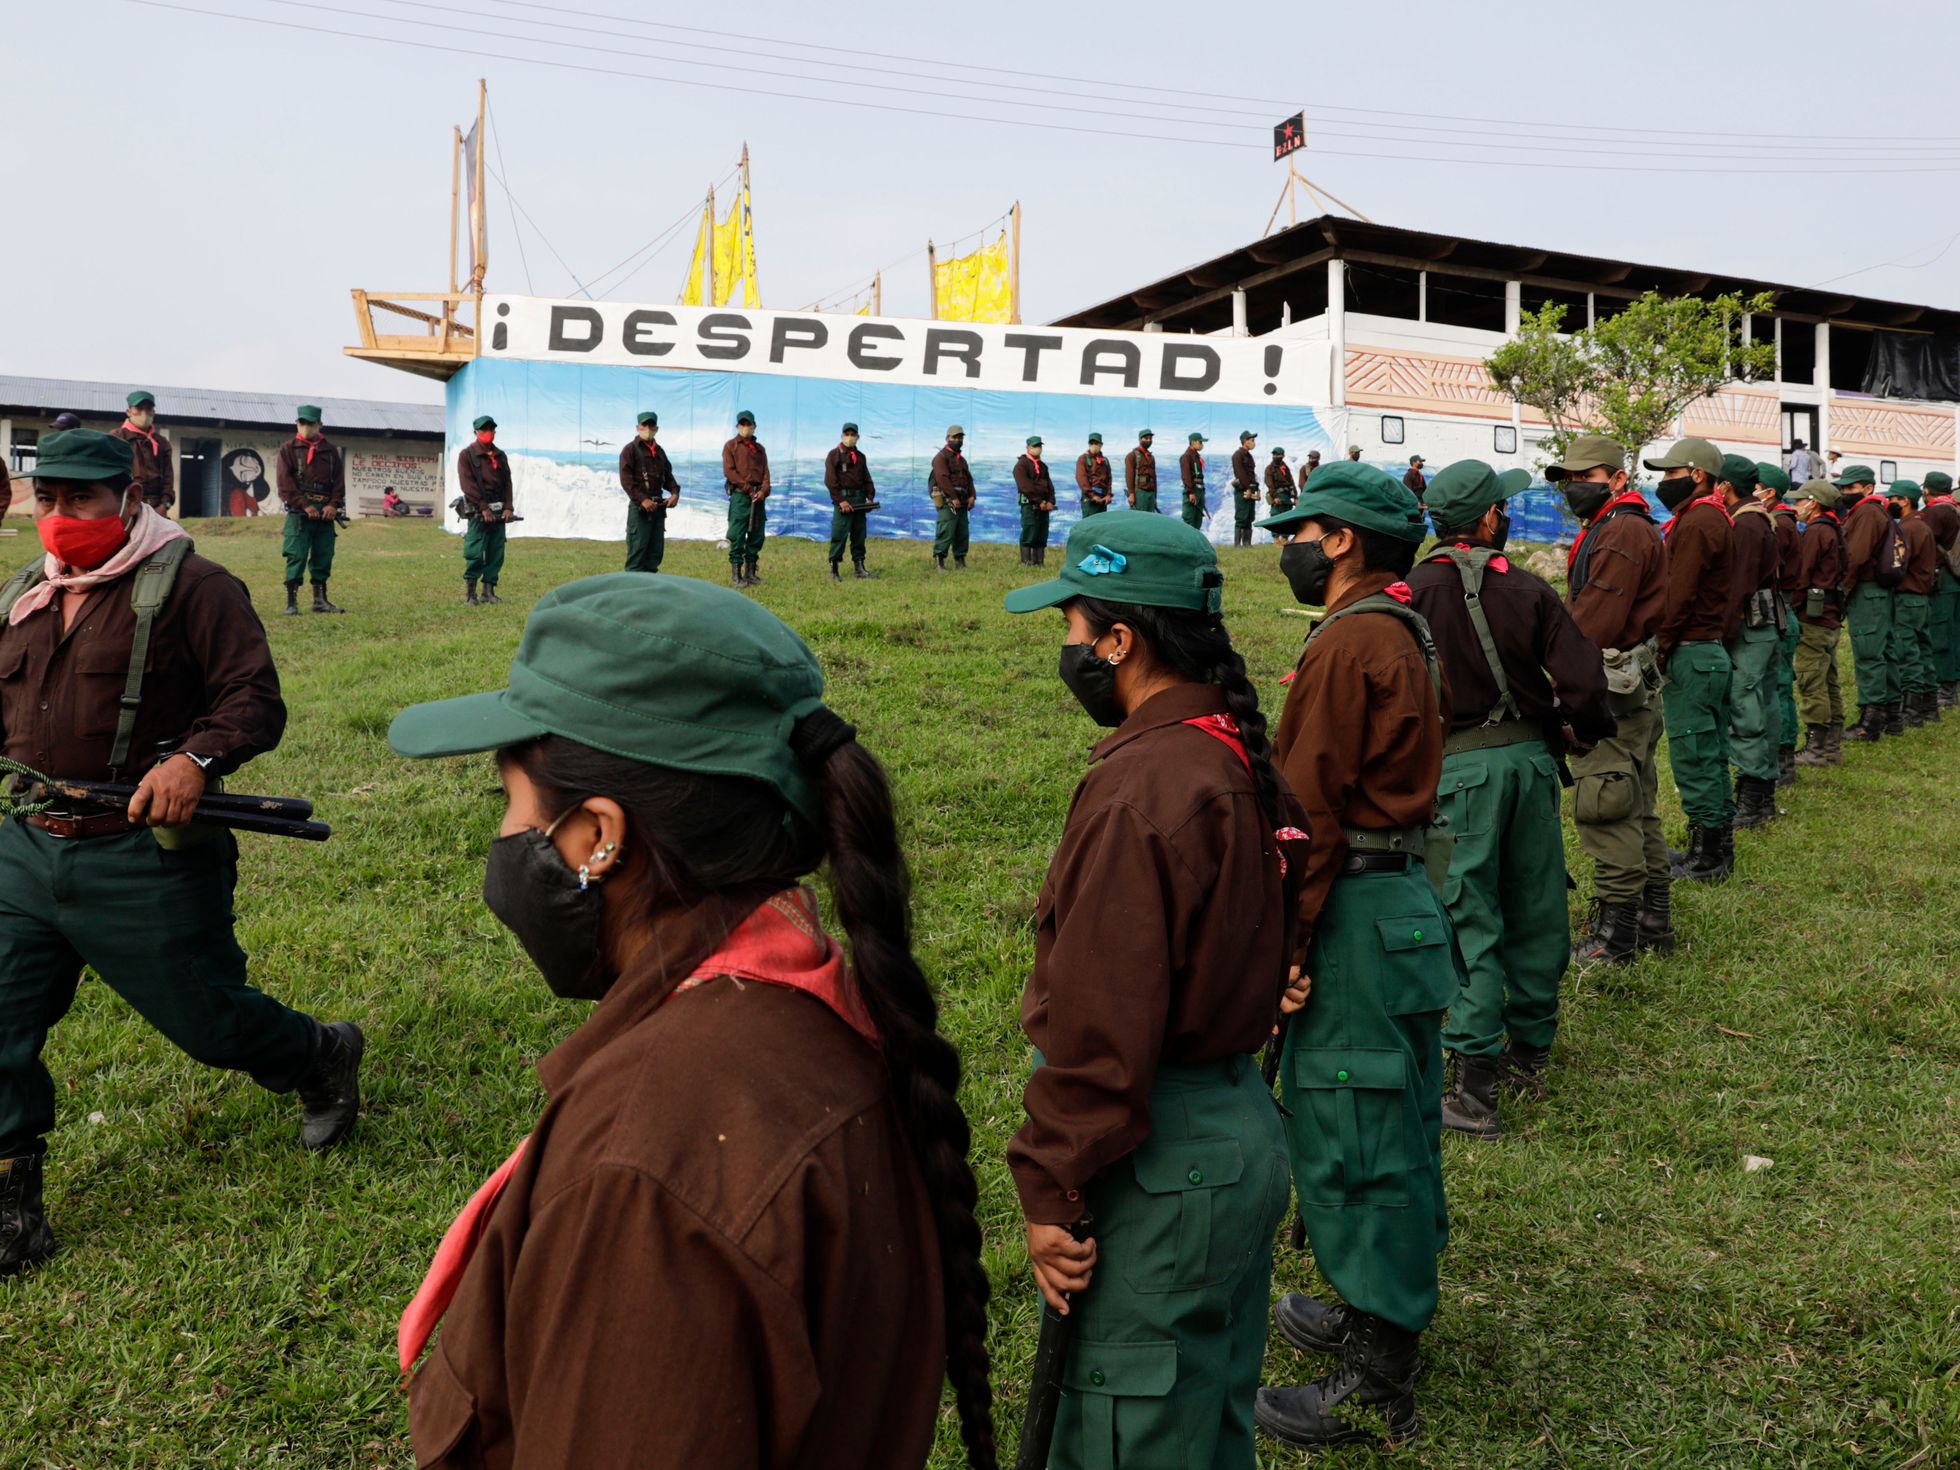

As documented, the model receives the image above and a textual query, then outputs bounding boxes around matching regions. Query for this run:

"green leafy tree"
[1486,290,1779,474]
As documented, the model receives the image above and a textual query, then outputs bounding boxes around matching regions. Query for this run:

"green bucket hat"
[389,574,829,827]
[1256,460,1427,541]
[1543,433,1627,482]
[636,411,658,428]
[1925,471,1954,494]
[1888,478,1922,506]
[1003,514,1223,617]
[27,428,135,482]
[1755,462,1791,494]
[1833,462,1876,488]
[1643,437,1722,476]
[1718,454,1760,493]
[1422,459,1503,533]
[297,405,324,424]
[126,390,155,410]
[1794,478,1841,509]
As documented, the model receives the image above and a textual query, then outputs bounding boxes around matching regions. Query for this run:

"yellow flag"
[933,231,1012,323]
[853,299,871,316]
[680,201,714,306]
[680,185,761,307]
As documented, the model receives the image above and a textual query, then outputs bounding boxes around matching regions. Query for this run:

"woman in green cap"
[388,575,995,1470]
[1003,514,1302,1470]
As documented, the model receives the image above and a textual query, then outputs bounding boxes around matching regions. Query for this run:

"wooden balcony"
[344,290,479,382]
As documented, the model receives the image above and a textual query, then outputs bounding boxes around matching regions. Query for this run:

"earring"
[577,863,591,892]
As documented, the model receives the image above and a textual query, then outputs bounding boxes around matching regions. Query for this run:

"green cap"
[26,428,135,482]
[1888,478,1922,506]
[1496,468,1531,498]
[1794,478,1842,509]
[389,574,828,826]
[1003,514,1223,617]
[1271,446,1286,457]
[946,424,964,438]
[126,390,155,410]
[1925,471,1954,493]
[1138,428,1154,438]
[471,414,494,432]
[1755,462,1791,494]
[1544,434,1628,482]
[1423,460,1506,533]
[1188,432,1207,444]
[1833,462,1876,488]
[736,410,755,426]
[841,422,858,435]
[1241,430,1257,443]
[1087,432,1103,444]
[297,405,323,424]
[636,411,658,428]
[1026,435,1043,447]
[1643,437,1722,476]
[1718,454,1760,493]
[1256,460,1427,541]
[1409,454,1424,465]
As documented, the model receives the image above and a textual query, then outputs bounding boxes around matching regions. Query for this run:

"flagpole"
[706,181,717,307]
[874,271,882,316]
[927,240,938,320]
[1010,201,1022,325]
[446,125,460,352]
[472,79,487,339]
[739,140,756,303]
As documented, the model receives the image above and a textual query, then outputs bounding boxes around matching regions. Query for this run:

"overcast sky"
[8,0,1960,408]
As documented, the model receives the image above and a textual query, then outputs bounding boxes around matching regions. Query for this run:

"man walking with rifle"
[275,405,348,615]
[0,429,363,1279]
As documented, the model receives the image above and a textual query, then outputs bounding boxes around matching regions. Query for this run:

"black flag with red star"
[1273,112,1305,161]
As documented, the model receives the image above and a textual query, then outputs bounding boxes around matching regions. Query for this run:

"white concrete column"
[1417,271,1428,323]
[1231,289,1249,338]
[1816,323,1832,455]
[1504,278,1522,336]
[1328,258,1347,408]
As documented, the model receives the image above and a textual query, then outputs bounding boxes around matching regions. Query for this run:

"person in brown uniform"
[824,422,877,582]
[275,405,348,615]
[1125,429,1159,512]
[1074,432,1114,518]
[388,575,995,1470]
[1179,432,1209,531]
[1756,464,1804,787]
[0,429,364,1279]
[722,409,771,587]
[1837,465,1896,740]
[1231,430,1261,545]
[1014,436,1055,565]
[1719,456,1783,830]
[1887,479,1940,726]
[617,411,678,574]
[111,390,174,514]
[457,414,514,605]
[1545,435,1669,963]
[1790,480,1848,766]
[0,459,10,521]
[1922,471,1960,708]
[1265,446,1297,517]
[930,425,975,571]
[1251,463,1455,1450]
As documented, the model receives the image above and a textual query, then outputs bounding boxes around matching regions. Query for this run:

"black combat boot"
[853,559,873,580]
[464,579,479,605]
[1440,1053,1501,1138]
[1917,689,1941,724]
[1668,827,1704,880]
[311,582,345,615]
[1883,701,1906,736]
[1904,691,1928,728]
[744,560,763,587]
[1685,822,1734,883]
[1848,706,1885,742]
[1777,745,1797,787]
[1256,1310,1423,1449]
[829,561,843,583]
[1036,547,1048,566]
[932,554,947,573]
[954,555,967,570]
[479,584,502,605]
[1733,774,1776,830]
[1823,722,1845,764]
[1796,725,1832,768]
[282,580,301,616]
[1571,898,1640,966]
[1941,680,1959,710]
[1273,1292,1361,1356]
[296,1020,365,1151]
[1501,1039,1552,1099]
[731,565,749,588]
[0,1151,58,1278]
[1636,881,1676,954]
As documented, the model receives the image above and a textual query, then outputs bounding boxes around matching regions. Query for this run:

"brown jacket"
[1726,505,1781,636]
[823,445,875,505]
[1403,465,1427,497]
[1074,451,1112,502]
[112,423,174,512]
[1124,444,1157,497]
[409,903,945,1470]
[1272,572,1447,941]
[1841,496,1890,589]
[1900,513,1939,594]
[1264,460,1295,501]
[1009,683,1297,1226]
[722,436,771,498]
[1771,508,1803,594]
[0,552,284,781]
[456,442,512,515]
[1566,502,1666,652]
[277,436,348,513]
[930,444,974,507]
[0,461,10,520]
[1657,501,1733,658]
[1921,498,1960,552]
[1179,446,1206,505]
[1231,446,1259,496]
[616,438,678,507]
[1013,454,1054,509]
[1792,512,1846,629]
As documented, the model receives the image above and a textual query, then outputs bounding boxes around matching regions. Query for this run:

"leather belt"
[1443,719,1544,756]
[25,810,134,840]
[1343,850,1415,875]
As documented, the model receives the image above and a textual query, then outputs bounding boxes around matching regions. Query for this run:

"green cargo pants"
[1775,613,1800,749]
[1726,625,1782,782]
[1181,498,1205,531]
[1662,641,1734,827]
[1049,1056,1290,1470]
[1132,489,1159,514]
[281,513,336,585]
[624,505,666,573]
[726,492,766,568]
[1890,591,1934,696]
[1847,581,1896,709]
[0,821,316,1159]
[1232,493,1257,534]
[462,517,507,585]
[1019,503,1051,553]
[1569,683,1667,905]
[827,501,869,566]
[933,504,970,559]
[1794,621,1844,727]
[1280,863,1454,1334]
[1437,741,1568,1060]
[1937,571,1960,682]
[1080,497,1109,518]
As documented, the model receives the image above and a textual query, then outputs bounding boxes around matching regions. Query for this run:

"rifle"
[0,765,330,842]
[1014,1215,1093,1470]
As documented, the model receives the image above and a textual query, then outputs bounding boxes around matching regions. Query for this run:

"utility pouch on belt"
[1744,588,1778,631]
[930,488,947,510]
[1804,587,1837,619]
[1601,637,1661,696]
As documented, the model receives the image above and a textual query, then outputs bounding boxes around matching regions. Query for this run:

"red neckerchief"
[1927,494,1956,507]
[945,442,963,460]
[1382,580,1413,604]
[293,433,319,468]
[1180,714,1310,874]
[121,419,161,456]
[840,445,858,466]
[1022,455,1047,477]
[1566,489,1650,572]
[475,435,501,471]
[1663,493,1731,541]
[396,886,871,1377]
[1429,542,1510,573]
[1816,509,1841,526]
[1771,501,1795,514]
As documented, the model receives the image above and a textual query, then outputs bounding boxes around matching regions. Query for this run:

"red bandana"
[1382,581,1413,604]
[1927,494,1955,507]
[293,433,319,467]
[1180,714,1310,873]
[1566,490,1650,573]
[1663,493,1731,541]
[122,420,160,456]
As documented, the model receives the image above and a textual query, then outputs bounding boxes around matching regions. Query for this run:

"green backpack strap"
[1437,545,1521,725]
[1307,591,1445,707]
[0,560,48,623]
[108,538,193,774]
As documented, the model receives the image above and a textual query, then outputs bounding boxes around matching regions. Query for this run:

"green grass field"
[4,517,1955,1470]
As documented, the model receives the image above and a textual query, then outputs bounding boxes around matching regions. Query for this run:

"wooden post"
[927,240,938,320]
[705,181,717,307]
[1010,201,1022,325]
[445,125,460,353]
[738,141,754,303]
[873,271,882,317]
[472,78,487,346]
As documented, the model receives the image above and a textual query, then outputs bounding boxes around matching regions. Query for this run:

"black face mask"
[1279,537,1335,605]
[1656,476,1697,512]
[1058,641,1125,727]
[483,825,611,1000]
[1562,481,1612,521]
[1889,502,1904,519]
[1487,508,1511,552]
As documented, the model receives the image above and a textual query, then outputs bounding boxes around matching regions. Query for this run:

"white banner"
[481,295,1315,405]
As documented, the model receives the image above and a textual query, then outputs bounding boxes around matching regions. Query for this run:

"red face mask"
[39,512,130,571]
[476,430,496,446]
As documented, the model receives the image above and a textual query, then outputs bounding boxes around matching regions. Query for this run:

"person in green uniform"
[1265,446,1297,519]
[457,415,514,605]
[1074,433,1113,517]
[1125,430,1159,513]
[1179,432,1209,531]
[1837,464,1894,740]
[1790,480,1849,766]
[618,411,679,574]
[1922,471,1960,708]
[1013,436,1055,565]
[0,430,364,1278]
[1231,430,1261,546]
[825,422,878,582]
[1887,479,1940,725]
[275,405,348,615]
[1756,464,1803,787]
[1720,456,1783,830]
[721,410,771,588]
[1003,514,1299,1470]
[1409,460,1612,1138]
[930,425,975,572]
[1253,464,1454,1449]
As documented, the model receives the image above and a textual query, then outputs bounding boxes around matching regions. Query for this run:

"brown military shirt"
[1841,496,1891,589]
[0,551,284,782]
[276,435,348,513]
[1264,460,1295,501]
[1770,507,1804,594]
[1074,450,1112,502]
[457,441,514,515]
[1658,500,1733,659]
[1726,505,1781,636]
[1125,444,1157,498]
[823,444,875,505]
[1408,542,1613,743]
[1013,454,1054,509]
[1921,497,1960,553]
[112,422,174,512]
[1010,682,1298,1225]
[722,435,771,498]
[1231,446,1258,492]
[1179,446,1206,506]
[1566,500,1666,652]
[1403,465,1427,497]
[930,443,974,507]
[1792,512,1846,629]
[0,461,10,520]
[616,438,678,506]
[1900,512,1939,594]
[1273,572,1447,941]
[410,899,945,1470]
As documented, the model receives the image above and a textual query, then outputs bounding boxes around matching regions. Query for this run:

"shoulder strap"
[0,560,49,623]
[1308,592,1444,706]
[109,539,193,774]
[1438,546,1520,723]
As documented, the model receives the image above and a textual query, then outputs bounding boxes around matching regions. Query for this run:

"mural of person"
[220,447,273,518]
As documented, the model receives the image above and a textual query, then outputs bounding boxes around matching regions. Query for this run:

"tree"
[1486,290,1779,474]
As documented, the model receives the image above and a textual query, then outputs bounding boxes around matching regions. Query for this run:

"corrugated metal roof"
[0,375,444,436]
